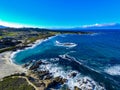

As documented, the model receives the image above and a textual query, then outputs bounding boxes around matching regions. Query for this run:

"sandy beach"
[0,37,54,79]
[0,51,27,79]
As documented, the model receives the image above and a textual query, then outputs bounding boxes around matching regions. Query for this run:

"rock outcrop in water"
[23,59,105,90]
[23,60,69,89]
[29,60,42,70]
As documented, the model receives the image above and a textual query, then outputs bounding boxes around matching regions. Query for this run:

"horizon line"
[0,20,118,29]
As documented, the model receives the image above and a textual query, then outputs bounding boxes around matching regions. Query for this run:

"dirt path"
[19,76,38,90]
[12,76,44,90]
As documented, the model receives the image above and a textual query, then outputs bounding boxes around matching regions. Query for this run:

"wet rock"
[29,63,39,70]
[39,82,46,87]
[54,76,67,84]
[28,76,35,82]
[74,86,81,90]
[29,60,42,70]
[43,74,53,80]
[22,63,28,68]
[38,71,49,75]
[69,72,77,78]
[46,80,59,89]
[36,60,43,64]
[78,77,96,90]
[46,77,67,89]
[22,60,33,68]
[38,71,50,80]
[20,73,26,76]
[82,77,88,84]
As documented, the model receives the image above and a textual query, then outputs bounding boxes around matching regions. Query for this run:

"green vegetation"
[0,36,3,39]
[4,32,18,36]
[0,27,93,53]
[0,46,16,53]
[0,77,35,90]
[0,28,94,90]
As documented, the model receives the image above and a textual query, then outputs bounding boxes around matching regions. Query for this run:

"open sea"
[12,30,120,90]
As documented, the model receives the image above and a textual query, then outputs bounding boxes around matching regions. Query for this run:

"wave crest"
[55,40,77,48]
[105,65,120,75]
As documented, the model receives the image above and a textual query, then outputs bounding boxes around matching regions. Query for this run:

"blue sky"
[0,0,120,27]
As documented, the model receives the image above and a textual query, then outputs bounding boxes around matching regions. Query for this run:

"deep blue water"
[12,31,120,90]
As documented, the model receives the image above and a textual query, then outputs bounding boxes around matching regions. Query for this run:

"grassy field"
[0,76,35,90]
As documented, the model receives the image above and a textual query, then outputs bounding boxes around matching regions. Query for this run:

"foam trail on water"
[105,65,120,75]
[55,40,77,48]
[90,33,100,36]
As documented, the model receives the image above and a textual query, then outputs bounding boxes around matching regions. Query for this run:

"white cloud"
[81,23,117,28]
[0,20,37,28]
[0,20,25,28]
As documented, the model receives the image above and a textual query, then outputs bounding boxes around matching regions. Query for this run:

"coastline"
[0,35,57,79]
[0,51,27,79]
[0,34,106,90]
[10,39,44,64]
[10,35,57,64]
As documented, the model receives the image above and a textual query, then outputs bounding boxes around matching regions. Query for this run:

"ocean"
[12,30,120,90]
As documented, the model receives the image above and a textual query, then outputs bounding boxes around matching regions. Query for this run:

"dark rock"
[29,60,42,70]
[46,77,67,89]
[43,74,53,80]
[29,63,39,70]
[38,71,50,80]
[69,72,77,78]
[82,77,88,84]
[20,73,26,76]
[39,82,46,87]
[28,76,35,82]
[74,86,81,90]
[36,60,43,65]
[22,63,29,68]
[54,76,67,84]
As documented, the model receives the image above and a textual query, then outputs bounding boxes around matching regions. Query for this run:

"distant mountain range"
[71,23,120,30]
[0,23,120,30]
[0,25,8,28]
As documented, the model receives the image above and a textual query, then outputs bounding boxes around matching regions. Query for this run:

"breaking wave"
[37,54,106,90]
[105,65,120,76]
[55,40,77,48]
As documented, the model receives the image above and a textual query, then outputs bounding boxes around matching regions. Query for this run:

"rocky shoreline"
[22,59,105,90]
[0,34,106,90]
[0,53,105,90]
[22,60,78,90]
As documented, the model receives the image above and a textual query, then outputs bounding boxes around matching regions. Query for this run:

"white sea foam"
[55,40,77,48]
[105,65,120,75]
[90,33,99,36]
[59,54,82,65]
[38,59,105,90]
[65,51,76,55]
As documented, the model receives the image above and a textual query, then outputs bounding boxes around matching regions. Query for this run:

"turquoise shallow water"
[12,31,120,90]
